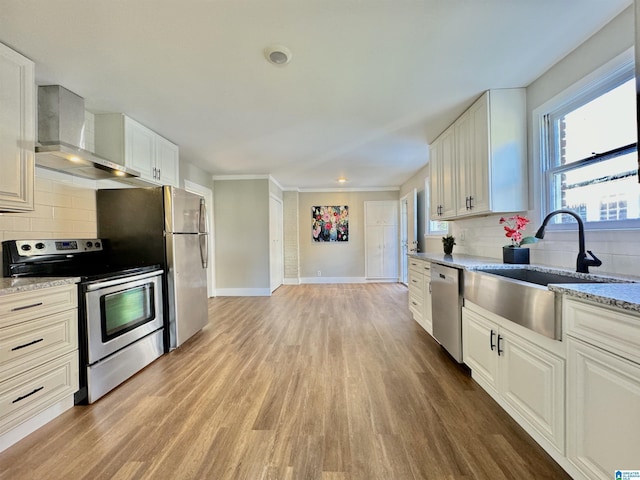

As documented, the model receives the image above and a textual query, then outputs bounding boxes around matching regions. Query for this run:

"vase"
[443,245,454,255]
[503,246,530,264]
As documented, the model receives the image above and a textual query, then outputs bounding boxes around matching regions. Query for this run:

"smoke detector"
[264,45,292,66]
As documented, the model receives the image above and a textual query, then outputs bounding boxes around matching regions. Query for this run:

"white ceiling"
[0,0,631,189]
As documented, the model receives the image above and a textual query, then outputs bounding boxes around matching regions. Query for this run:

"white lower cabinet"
[407,258,433,335]
[564,297,640,480]
[462,303,565,453]
[0,284,79,453]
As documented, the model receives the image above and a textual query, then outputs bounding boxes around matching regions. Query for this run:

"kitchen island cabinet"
[0,41,34,213]
[95,113,179,187]
[0,281,78,453]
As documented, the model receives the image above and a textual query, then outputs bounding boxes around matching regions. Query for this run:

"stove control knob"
[86,241,93,248]
[20,244,32,251]
[35,242,45,250]
[95,242,101,248]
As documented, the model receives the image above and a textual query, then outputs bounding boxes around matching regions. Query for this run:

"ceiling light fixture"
[337,178,348,184]
[264,45,292,66]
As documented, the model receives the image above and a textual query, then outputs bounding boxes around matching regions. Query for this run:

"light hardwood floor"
[0,284,571,479]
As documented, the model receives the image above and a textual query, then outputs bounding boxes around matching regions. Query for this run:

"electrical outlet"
[317,270,322,277]
[460,229,467,244]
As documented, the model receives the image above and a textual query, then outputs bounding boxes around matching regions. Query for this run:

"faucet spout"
[534,209,601,273]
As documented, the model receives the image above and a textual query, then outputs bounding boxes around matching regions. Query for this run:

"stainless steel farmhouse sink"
[475,267,611,287]
[463,267,625,340]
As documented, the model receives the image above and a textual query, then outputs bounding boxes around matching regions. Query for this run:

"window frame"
[534,47,638,232]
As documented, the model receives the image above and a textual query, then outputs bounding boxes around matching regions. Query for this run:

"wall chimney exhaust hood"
[35,86,140,180]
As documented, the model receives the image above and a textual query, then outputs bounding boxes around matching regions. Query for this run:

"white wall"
[296,190,399,282]
[213,178,271,294]
[402,6,639,276]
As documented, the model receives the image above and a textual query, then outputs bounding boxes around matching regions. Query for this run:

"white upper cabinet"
[0,42,34,212]
[429,125,457,219]
[430,89,527,220]
[95,113,179,187]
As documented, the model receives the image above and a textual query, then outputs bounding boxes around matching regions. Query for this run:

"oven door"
[84,270,163,364]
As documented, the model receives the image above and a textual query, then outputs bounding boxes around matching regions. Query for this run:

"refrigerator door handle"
[199,233,208,269]
[199,198,208,234]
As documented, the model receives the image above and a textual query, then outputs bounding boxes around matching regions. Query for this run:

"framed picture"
[312,206,348,242]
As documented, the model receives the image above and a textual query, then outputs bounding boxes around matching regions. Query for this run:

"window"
[541,56,638,228]
[425,178,448,235]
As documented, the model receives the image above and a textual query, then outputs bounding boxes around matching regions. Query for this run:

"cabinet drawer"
[0,351,79,436]
[408,259,424,274]
[408,271,424,291]
[0,309,78,381]
[0,285,77,328]
[564,297,640,365]
[422,262,431,277]
[409,294,423,319]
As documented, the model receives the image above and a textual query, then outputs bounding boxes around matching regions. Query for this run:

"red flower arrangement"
[499,215,536,247]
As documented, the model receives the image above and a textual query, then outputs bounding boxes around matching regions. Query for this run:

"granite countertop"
[409,252,640,313]
[548,283,640,313]
[0,277,80,296]
[409,252,504,269]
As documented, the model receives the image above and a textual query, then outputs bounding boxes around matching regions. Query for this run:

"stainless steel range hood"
[35,86,140,180]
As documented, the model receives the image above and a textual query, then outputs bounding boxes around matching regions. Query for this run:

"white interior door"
[400,195,409,285]
[269,195,284,293]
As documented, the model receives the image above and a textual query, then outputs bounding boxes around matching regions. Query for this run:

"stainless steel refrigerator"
[97,186,209,350]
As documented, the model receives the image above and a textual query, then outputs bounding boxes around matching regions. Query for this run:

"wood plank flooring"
[0,284,571,479]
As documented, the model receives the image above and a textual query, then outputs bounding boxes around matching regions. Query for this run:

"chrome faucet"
[534,209,602,274]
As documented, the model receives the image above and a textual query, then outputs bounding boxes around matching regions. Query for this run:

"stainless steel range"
[2,239,164,404]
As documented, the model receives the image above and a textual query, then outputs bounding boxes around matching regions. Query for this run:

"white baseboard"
[300,277,367,284]
[215,288,272,297]
[283,278,300,285]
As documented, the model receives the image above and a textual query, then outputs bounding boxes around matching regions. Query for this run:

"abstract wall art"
[311,205,349,242]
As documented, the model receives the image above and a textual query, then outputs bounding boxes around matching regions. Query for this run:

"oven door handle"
[84,270,163,291]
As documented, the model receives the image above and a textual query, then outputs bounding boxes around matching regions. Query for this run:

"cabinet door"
[567,338,640,479]
[365,201,397,225]
[439,127,457,219]
[382,225,398,278]
[462,308,499,390]
[468,93,490,214]
[429,126,456,219]
[429,136,442,219]
[500,331,565,453]
[455,110,473,217]
[156,135,179,187]
[125,118,156,182]
[365,225,383,278]
[422,266,432,334]
[0,43,34,212]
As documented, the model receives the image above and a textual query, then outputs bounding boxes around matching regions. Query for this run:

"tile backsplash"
[425,213,640,278]
[0,169,98,243]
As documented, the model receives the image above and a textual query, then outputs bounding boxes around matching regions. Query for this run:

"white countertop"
[409,252,640,313]
[0,277,80,296]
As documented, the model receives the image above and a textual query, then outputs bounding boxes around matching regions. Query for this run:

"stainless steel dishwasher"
[431,263,463,362]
